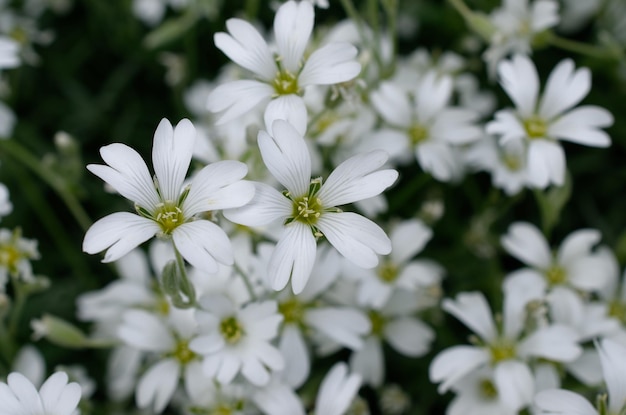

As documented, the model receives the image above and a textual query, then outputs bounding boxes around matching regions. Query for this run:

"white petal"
[264,95,308,136]
[486,111,527,143]
[253,382,306,415]
[370,82,412,128]
[415,141,460,182]
[497,54,539,118]
[430,108,482,144]
[223,182,291,226]
[82,212,159,262]
[306,307,369,350]
[87,143,159,210]
[118,309,175,352]
[317,150,398,206]
[518,325,581,362]
[216,353,242,384]
[548,106,613,147]
[390,219,432,264]
[136,359,180,413]
[0,382,23,414]
[206,80,273,124]
[539,59,590,120]
[415,72,454,123]
[502,269,546,339]
[315,363,362,415]
[152,118,195,202]
[493,361,534,411]
[189,332,225,355]
[349,337,384,387]
[258,119,311,196]
[214,18,275,80]
[7,372,45,414]
[317,212,391,268]
[299,42,361,86]
[173,220,234,272]
[384,317,434,357]
[556,228,601,266]
[278,325,310,388]
[501,221,551,269]
[534,389,597,415]
[268,222,317,294]
[598,338,626,413]
[526,139,566,188]
[442,292,496,341]
[183,160,253,216]
[273,0,314,73]
[40,373,81,415]
[428,346,490,393]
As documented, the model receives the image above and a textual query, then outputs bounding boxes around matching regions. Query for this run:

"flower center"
[154,201,185,234]
[408,123,429,145]
[278,298,306,325]
[220,316,245,344]
[479,379,498,399]
[173,339,196,364]
[608,300,626,324]
[284,178,327,231]
[545,265,567,286]
[272,69,300,96]
[378,262,399,283]
[0,244,20,271]
[502,153,522,171]
[523,116,547,139]
[489,339,516,363]
[368,310,387,336]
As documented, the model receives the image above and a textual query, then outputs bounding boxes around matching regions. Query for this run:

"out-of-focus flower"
[487,55,613,188]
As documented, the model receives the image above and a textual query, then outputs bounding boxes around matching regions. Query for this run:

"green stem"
[547,34,623,61]
[8,280,27,339]
[447,0,474,22]
[233,262,257,302]
[0,140,92,232]
[0,320,15,367]
[172,243,197,307]
[381,0,398,76]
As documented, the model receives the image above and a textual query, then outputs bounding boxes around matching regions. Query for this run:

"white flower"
[429,291,582,412]
[534,338,626,415]
[501,221,613,295]
[349,219,443,309]
[189,295,284,386]
[117,308,202,413]
[486,55,613,188]
[350,291,435,387]
[225,120,397,294]
[369,72,482,182]
[0,36,19,69]
[82,118,254,272]
[0,371,81,415]
[484,0,560,74]
[0,228,39,290]
[447,368,520,415]
[207,0,361,134]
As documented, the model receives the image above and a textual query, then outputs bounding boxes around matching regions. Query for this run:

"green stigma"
[408,123,429,145]
[272,69,300,96]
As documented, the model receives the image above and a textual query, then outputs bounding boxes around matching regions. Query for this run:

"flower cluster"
[1,0,626,414]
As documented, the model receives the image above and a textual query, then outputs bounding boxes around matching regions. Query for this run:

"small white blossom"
[486,55,613,188]
[225,120,397,294]
[82,118,254,272]
[207,0,361,134]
